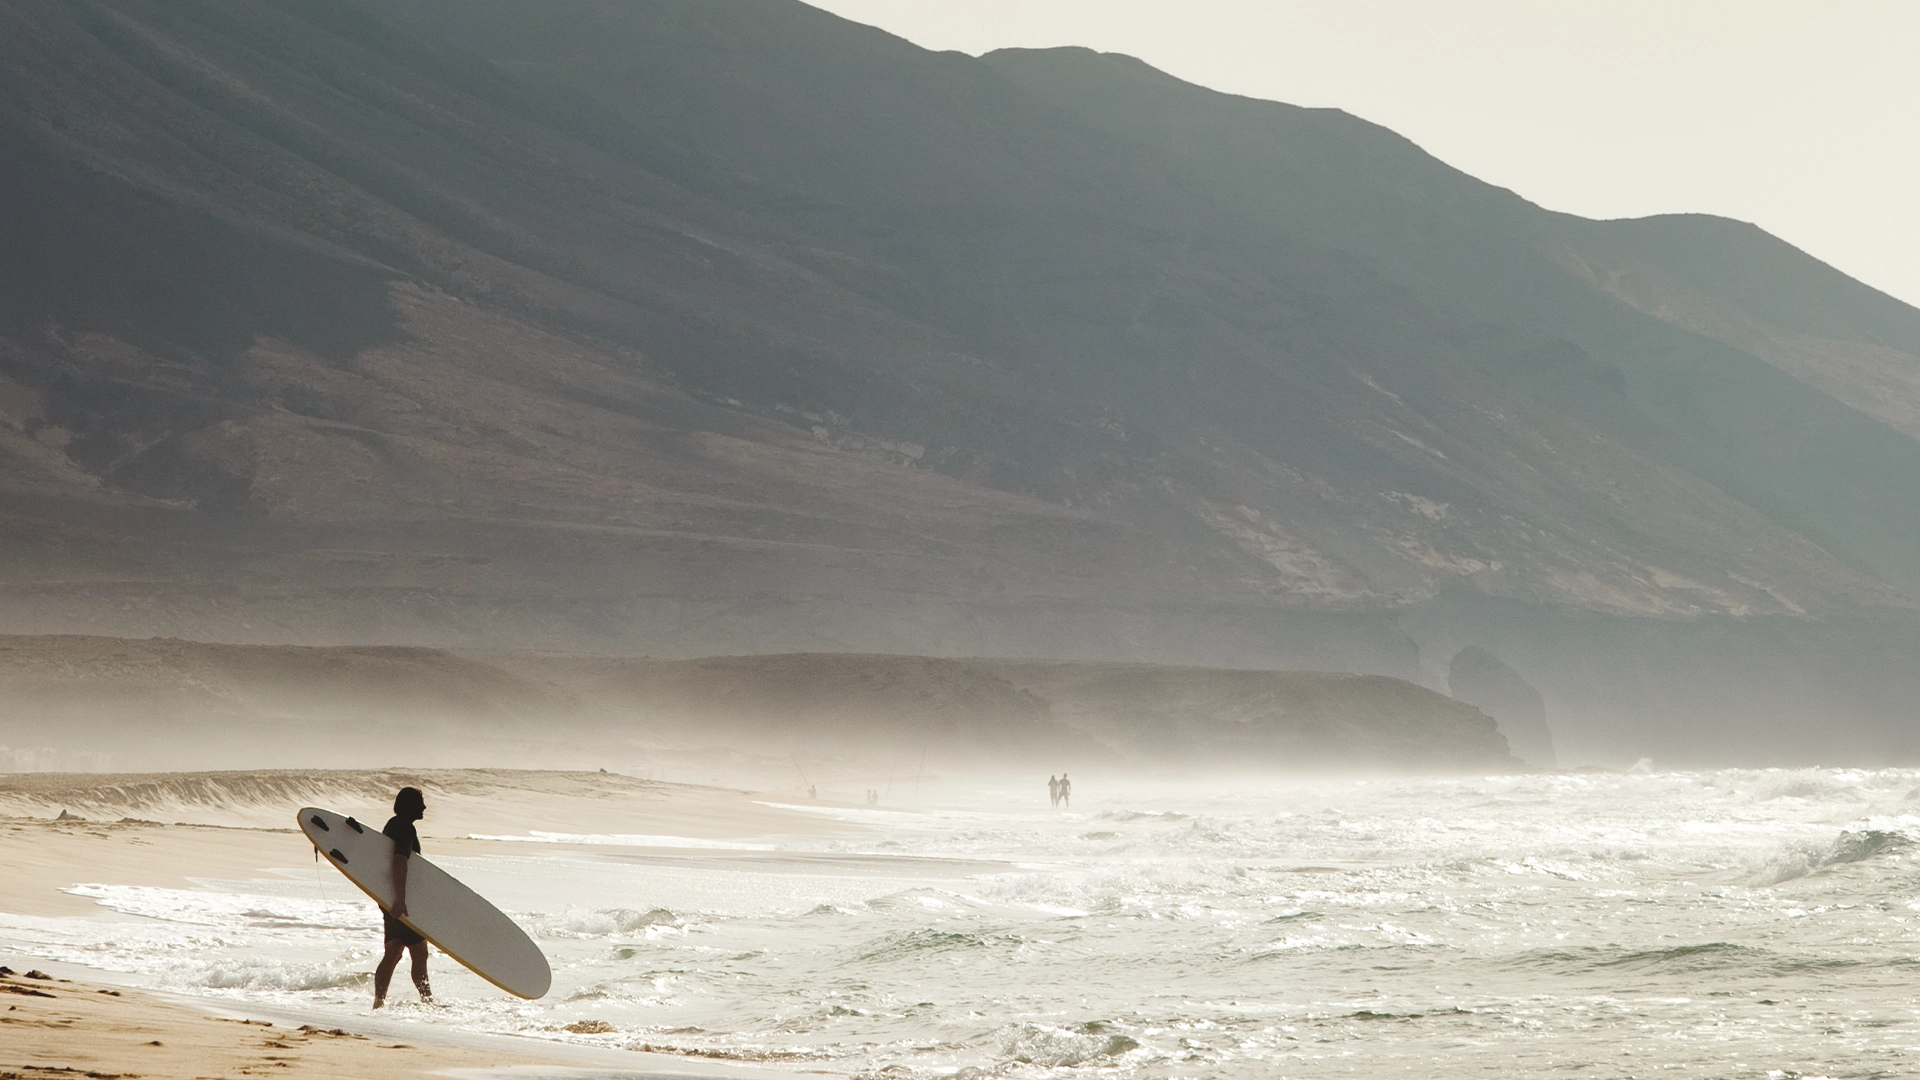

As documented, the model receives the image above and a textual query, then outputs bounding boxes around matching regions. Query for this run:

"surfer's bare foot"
[372,995,385,1010]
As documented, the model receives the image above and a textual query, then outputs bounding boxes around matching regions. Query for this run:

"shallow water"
[9,768,1920,1078]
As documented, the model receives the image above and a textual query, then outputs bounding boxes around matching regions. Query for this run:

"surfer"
[1058,773,1071,809]
[373,786,432,1009]
[1048,774,1059,807]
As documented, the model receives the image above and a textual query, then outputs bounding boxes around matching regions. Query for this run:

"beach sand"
[0,769,841,917]
[1,965,570,1079]
[0,769,851,1078]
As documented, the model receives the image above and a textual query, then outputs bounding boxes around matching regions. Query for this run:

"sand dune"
[1,634,1515,775]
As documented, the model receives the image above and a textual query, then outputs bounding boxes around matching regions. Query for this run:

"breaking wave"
[997,1022,1142,1066]
[1751,829,1909,885]
[185,957,369,992]
[1749,770,1869,803]
[853,927,1010,963]
[534,907,685,938]
[470,832,775,850]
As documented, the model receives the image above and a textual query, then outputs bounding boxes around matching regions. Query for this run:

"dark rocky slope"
[1,1,1918,762]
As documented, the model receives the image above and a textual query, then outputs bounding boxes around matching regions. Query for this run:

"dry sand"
[0,768,851,1078]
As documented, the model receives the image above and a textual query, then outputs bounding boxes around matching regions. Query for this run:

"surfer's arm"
[391,849,409,917]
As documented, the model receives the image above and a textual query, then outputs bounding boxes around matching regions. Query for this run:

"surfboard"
[298,806,551,1000]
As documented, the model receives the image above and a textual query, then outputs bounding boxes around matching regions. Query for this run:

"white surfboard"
[299,806,551,1000]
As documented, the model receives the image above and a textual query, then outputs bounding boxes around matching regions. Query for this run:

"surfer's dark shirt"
[381,815,425,945]
[383,815,422,858]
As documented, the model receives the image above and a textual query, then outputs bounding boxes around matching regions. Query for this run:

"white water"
[9,768,1920,1078]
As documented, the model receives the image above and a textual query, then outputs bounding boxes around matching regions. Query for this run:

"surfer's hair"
[394,786,425,818]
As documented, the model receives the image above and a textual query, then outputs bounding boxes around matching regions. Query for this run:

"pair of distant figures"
[1047,773,1072,808]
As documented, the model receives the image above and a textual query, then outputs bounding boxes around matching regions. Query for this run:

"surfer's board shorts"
[384,909,426,946]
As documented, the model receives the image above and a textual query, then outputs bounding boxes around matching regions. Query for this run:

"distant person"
[1047,775,1060,807]
[1058,772,1071,809]
[373,786,432,1009]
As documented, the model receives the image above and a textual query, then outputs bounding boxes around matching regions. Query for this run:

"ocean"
[6,768,1920,1079]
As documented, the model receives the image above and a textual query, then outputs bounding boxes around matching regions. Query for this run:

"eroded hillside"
[3,1,1920,760]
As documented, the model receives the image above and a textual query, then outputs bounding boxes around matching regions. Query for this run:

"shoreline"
[0,963,564,1079]
[3,963,801,1079]
[0,768,860,1079]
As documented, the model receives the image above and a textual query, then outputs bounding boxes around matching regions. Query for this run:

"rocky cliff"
[1448,645,1555,767]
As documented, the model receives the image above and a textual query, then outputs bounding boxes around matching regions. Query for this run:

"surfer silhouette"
[373,786,432,1008]
[1048,775,1059,807]
[1058,773,1071,809]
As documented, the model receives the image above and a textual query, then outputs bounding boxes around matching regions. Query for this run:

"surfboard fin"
[309,814,330,832]
[329,848,349,864]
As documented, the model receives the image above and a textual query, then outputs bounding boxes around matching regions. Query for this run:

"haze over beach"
[5,2,1920,1078]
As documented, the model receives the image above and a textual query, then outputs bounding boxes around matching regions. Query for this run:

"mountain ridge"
[3,0,1920,762]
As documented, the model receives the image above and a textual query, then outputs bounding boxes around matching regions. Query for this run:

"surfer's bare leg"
[408,941,432,1001]
[372,938,408,1008]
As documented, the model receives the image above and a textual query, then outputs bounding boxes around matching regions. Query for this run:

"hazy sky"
[806,1,1920,308]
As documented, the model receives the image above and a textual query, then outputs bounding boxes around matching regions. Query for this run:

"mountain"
[3,0,1920,764]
